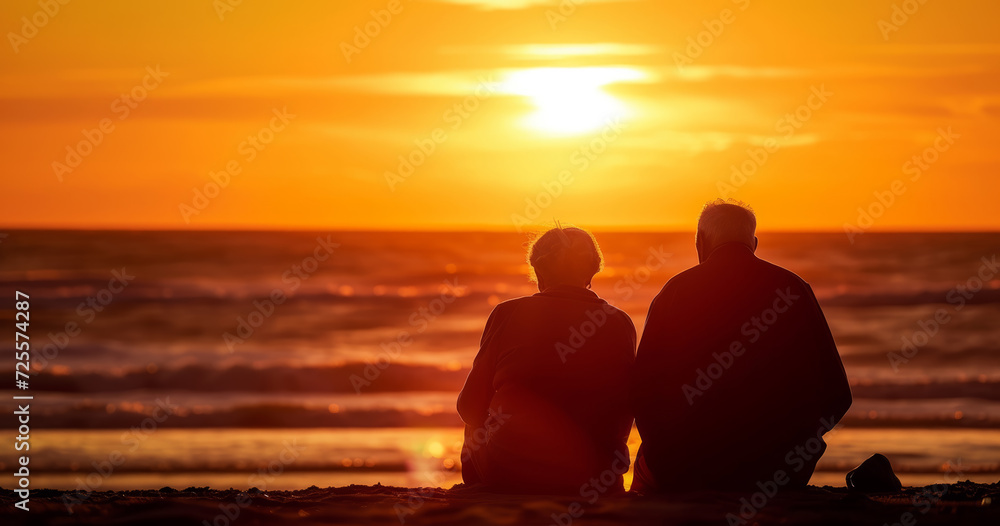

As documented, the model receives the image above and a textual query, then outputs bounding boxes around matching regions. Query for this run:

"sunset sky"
[2,0,998,231]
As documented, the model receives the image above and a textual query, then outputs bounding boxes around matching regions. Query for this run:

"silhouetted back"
[631,242,851,492]
[458,285,636,494]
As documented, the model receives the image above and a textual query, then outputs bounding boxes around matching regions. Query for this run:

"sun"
[501,67,645,136]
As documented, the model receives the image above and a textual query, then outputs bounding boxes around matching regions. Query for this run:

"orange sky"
[1,0,998,231]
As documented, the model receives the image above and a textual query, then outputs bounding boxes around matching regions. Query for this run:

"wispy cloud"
[866,44,1000,56]
[426,0,633,10]
[442,43,662,58]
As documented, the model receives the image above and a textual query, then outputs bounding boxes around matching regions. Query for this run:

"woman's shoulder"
[483,295,532,324]
[493,291,632,327]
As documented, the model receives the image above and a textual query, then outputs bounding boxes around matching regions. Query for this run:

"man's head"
[527,225,603,291]
[696,199,758,263]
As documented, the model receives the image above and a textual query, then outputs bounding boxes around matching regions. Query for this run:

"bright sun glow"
[501,67,646,136]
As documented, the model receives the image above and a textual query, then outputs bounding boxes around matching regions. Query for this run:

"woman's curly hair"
[526,224,603,286]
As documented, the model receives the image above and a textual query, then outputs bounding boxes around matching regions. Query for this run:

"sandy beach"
[3,482,999,525]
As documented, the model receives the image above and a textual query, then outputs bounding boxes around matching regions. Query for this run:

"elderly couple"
[457,199,853,495]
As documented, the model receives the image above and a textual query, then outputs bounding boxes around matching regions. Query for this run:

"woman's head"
[527,225,603,290]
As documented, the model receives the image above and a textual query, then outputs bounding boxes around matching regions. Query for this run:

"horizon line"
[1,225,998,234]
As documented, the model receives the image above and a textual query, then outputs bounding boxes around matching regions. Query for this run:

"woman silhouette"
[457,225,636,494]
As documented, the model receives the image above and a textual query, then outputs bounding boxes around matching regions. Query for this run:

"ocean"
[1,230,998,490]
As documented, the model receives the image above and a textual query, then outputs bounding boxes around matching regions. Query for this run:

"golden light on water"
[500,67,646,136]
[426,442,446,458]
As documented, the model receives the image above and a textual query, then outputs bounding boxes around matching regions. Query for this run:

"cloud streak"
[426,0,635,10]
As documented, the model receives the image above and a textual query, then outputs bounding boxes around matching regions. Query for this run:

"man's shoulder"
[659,264,701,289]
[657,256,813,294]
[753,257,813,291]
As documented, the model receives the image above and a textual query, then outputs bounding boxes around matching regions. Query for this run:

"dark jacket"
[458,285,636,493]
[631,243,852,491]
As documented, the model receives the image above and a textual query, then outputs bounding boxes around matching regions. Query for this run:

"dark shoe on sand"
[846,453,902,493]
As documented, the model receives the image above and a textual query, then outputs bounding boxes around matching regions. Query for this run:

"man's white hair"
[697,199,756,247]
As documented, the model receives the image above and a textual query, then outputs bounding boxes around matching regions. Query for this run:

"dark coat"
[631,242,852,492]
[458,285,636,494]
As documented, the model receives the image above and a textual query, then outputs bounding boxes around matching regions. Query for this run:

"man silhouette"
[630,199,851,493]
